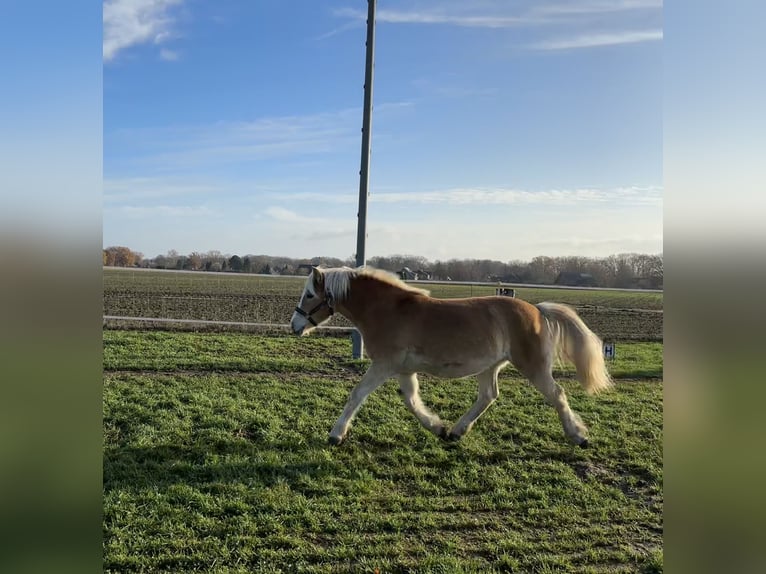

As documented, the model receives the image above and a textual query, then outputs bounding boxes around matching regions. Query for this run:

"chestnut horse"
[291,266,612,447]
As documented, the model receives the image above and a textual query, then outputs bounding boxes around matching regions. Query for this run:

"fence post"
[352,0,376,361]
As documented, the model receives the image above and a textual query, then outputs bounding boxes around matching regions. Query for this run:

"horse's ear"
[311,266,324,291]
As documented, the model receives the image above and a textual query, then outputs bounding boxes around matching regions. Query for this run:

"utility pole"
[352,0,376,360]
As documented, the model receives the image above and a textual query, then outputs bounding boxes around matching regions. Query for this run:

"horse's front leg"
[328,362,393,445]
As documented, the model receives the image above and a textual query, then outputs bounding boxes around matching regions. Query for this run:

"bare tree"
[121,246,662,289]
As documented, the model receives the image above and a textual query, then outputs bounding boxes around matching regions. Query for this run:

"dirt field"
[104,269,662,340]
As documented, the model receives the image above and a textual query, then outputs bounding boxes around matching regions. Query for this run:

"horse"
[290,266,612,447]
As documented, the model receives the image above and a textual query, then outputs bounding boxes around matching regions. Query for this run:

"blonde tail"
[536,302,613,394]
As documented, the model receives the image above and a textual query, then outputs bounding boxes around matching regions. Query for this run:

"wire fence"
[103,267,663,341]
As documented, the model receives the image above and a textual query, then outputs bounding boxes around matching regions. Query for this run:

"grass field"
[103,331,663,573]
[103,268,663,341]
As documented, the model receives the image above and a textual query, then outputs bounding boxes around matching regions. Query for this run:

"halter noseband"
[294,295,334,327]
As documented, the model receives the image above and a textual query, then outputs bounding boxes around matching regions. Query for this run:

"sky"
[103,0,663,262]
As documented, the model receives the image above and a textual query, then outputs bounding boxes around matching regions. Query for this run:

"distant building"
[296,258,323,275]
[554,272,597,287]
[629,276,663,290]
[398,267,432,281]
[488,273,521,283]
[296,264,314,275]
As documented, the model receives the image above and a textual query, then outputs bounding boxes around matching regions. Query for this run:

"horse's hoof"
[328,435,344,446]
[437,427,462,442]
[578,438,589,449]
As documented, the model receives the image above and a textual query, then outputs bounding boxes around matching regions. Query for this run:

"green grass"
[104,331,663,573]
[103,331,662,380]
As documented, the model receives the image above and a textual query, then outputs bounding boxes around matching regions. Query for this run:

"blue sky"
[103,0,663,261]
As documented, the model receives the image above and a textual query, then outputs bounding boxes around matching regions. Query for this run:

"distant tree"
[442,259,468,281]
[249,256,270,273]
[153,254,168,269]
[113,247,661,289]
[103,246,141,267]
[559,256,589,274]
[203,250,225,271]
[506,260,530,283]
[630,253,663,287]
[322,256,347,268]
[583,258,609,287]
[613,254,636,288]
[164,250,179,270]
[647,254,663,288]
[229,255,243,272]
[431,261,448,280]
[186,252,203,271]
[528,256,557,284]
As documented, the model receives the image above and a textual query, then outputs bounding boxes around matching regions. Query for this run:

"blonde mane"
[318,266,430,301]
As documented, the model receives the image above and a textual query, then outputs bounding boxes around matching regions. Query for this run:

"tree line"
[103,246,662,289]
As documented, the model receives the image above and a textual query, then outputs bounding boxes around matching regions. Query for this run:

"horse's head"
[290,267,335,335]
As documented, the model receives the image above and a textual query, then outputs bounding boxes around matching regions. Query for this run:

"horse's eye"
[306,293,315,299]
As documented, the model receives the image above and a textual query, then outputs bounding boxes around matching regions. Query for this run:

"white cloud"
[114,204,214,218]
[533,0,662,16]
[333,1,662,29]
[106,103,414,171]
[330,2,662,53]
[359,216,662,261]
[264,206,301,222]
[334,7,531,28]
[105,199,662,261]
[530,29,662,50]
[301,228,355,241]
[382,186,663,207]
[159,48,180,61]
[109,109,357,168]
[263,207,358,242]
[264,207,317,223]
[273,186,663,207]
[104,177,221,202]
[103,0,184,62]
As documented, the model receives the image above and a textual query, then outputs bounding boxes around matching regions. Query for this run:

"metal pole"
[352,0,376,360]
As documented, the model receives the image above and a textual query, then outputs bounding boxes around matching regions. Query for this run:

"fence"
[103,267,663,342]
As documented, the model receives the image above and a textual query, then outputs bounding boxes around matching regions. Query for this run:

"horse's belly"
[403,354,500,378]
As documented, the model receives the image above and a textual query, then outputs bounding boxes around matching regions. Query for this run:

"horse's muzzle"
[290,319,306,336]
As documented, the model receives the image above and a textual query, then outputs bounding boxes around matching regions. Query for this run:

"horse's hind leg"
[398,373,447,438]
[529,371,589,448]
[446,364,503,441]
